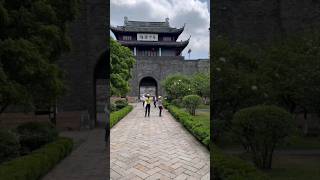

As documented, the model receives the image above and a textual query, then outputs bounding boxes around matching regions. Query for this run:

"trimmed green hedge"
[212,146,269,180]
[110,105,133,128]
[167,105,210,147]
[167,105,268,179]
[0,137,73,180]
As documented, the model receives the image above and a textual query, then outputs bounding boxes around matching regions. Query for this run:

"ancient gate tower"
[111,17,209,99]
[56,0,109,129]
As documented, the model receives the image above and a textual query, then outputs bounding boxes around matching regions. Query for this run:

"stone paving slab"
[42,129,108,180]
[111,103,210,180]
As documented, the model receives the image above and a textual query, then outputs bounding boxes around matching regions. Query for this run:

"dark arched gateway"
[94,51,109,128]
[139,77,158,98]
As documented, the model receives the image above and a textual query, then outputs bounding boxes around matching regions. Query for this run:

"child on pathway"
[157,96,163,117]
[145,94,151,117]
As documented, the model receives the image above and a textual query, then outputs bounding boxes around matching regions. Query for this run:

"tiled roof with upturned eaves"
[111,18,185,34]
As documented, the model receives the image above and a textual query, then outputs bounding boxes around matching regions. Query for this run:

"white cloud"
[111,0,210,59]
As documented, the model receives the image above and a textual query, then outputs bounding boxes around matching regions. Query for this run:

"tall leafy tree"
[259,32,320,134]
[110,39,135,96]
[191,72,210,104]
[0,0,79,113]
[162,74,195,100]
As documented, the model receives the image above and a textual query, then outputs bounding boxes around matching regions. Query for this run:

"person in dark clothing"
[145,94,151,117]
[157,96,163,117]
[153,96,157,108]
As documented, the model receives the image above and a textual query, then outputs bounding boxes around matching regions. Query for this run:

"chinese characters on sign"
[137,33,158,41]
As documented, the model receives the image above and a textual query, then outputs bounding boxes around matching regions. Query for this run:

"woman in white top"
[141,94,146,107]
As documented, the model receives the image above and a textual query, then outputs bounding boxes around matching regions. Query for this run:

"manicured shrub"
[182,95,202,115]
[212,146,269,180]
[0,129,20,164]
[110,105,133,128]
[167,105,210,148]
[114,99,128,110]
[16,122,58,154]
[171,99,183,108]
[110,103,117,112]
[0,137,73,180]
[233,105,293,169]
[162,99,170,108]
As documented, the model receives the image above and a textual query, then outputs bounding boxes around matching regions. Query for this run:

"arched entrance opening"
[93,51,109,128]
[139,77,158,99]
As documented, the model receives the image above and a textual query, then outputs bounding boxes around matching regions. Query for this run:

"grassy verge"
[266,154,320,180]
[110,105,133,128]
[166,104,269,179]
[167,105,210,148]
[0,137,73,180]
[212,146,269,180]
[217,129,320,179]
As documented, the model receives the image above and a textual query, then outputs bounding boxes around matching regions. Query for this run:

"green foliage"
[212,33,320,139]
[212,146,269,180]
[0,129,20,164]
[16,122,58,154]
[212,36,262,123]
[171,99,183,108]
[114,99,128,110]
[0,0,80,113]
[110,105,133,128]
[162,74,194,100]
[167,105,209,147]
[182,95,202,116]
[0,137,73,180]
[191,72,210,102]
[110,39,135,96]
[162,99,170,108]
[233,105,294,169]
[259,33,320,135]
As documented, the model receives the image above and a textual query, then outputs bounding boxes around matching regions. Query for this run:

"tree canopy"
[0,0,79,113]
[212,32,320,137]
[162,74,195,100]
[110,38,135,96]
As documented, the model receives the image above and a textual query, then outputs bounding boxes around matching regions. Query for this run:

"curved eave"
[118,40,189,49]
[110,26,184,35]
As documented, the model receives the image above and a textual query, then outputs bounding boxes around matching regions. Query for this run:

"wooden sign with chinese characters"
[137,33,158,41]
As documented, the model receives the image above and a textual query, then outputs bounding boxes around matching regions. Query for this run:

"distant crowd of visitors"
[141,94,163,117]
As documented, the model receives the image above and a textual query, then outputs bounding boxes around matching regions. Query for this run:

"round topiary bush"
[114,99,128,110]
[232,105,293,169]
[182,95,202,116]
[16,122,58,154]
[0,129,20,163]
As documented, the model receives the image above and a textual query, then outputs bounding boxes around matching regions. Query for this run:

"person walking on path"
[157,96,163,117]
[141,94,146,107]
[153,96,157,108]
[145,94,151,117]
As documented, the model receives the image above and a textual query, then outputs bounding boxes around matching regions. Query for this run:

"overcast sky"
[110,0,210,59]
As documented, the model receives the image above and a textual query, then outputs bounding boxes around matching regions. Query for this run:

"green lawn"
[193,110,210,127]
[178,105,210,128]
[266,154,320,180]
[218,132,320,179]
[218,134,320,150]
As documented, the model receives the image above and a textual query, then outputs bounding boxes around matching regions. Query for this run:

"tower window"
[123,35,132,40]
[163,37,172,41]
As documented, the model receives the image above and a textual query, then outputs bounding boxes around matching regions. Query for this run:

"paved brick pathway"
[111,104,210,180]
[42,129,108,180]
